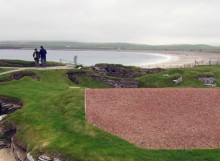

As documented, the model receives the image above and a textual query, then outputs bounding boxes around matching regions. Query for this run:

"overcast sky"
[1,0,220,45]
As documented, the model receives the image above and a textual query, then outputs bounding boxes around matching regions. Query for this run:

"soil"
[0,149,16,161]
[0,96,23,161]
[86,88,220,149]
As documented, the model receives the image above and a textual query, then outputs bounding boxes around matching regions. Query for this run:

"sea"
[0,49,172,67]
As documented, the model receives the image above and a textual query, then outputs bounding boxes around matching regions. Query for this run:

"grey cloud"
[0,0,220,45]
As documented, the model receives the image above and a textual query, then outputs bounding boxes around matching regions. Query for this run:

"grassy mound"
[0,71,40,82]
[137,66,220,88]
[0,67,219,160]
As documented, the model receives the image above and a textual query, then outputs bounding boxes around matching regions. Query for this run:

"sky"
[1,0,220,45]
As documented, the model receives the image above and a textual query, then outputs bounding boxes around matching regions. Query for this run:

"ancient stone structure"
[67,72,139,88]
[198,76,216,87]
[91,64,164,78]
[0,96,23,115]
[0,96,61,161]
[67,64,165,88]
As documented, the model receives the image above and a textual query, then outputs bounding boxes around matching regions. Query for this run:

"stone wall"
[91,64,164,78]
[67,72,139,88]
[86,73,138,88]
[68,64,165,88]
[197,76,216,87]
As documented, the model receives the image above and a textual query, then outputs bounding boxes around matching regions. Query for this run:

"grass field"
[0,68,15,73]
[137,66,220,88]
[0,59,64,67]
[0,66,219,160]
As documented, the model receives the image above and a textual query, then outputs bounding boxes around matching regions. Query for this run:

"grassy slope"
[0,68,219,161]
[0,59,64,67]
[138,66,220,88]
[0,68,15,73]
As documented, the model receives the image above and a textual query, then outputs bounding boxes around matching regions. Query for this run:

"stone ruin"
[197,76,216,87]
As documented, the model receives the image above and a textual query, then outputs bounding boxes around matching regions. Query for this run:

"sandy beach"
[1,49,220,68]
[144,50,220,68]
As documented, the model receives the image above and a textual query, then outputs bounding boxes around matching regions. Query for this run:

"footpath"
[0,65,75,76]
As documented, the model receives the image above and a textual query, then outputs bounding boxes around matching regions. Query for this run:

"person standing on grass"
[33,48,40,67]
[40,46,47,68]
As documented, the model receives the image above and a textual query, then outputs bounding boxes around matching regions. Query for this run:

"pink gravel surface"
[86,88,220,149]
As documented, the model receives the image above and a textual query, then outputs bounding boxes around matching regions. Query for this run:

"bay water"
[0,49,172,67]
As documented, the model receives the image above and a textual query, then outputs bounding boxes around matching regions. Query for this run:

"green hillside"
[1,41,220,51]
[137,66,220,88]
[0,66,219,161]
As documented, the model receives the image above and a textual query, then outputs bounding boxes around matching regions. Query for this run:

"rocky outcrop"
[38,155,61,161]
[11,136,27,161]
[0,96,23,115]
[0,96,24,160]
[91,64,164,78]
[198,76,216,87]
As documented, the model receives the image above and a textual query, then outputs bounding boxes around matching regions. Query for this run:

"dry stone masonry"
[67,64,164,88]
[198,76,216,87]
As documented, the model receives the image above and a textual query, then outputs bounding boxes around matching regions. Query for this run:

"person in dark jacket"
[33,48,40,67]
[40,46,47,68]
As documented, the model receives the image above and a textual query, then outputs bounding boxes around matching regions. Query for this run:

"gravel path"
[86,88,220,149]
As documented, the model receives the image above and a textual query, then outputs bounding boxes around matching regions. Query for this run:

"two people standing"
[33,46,47,68]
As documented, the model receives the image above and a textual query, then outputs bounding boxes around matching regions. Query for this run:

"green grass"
[0,67,219,160]
[0,68,15,73]
[0,59,64,67]
[2,41,220,51]
[137,66,220,88]
[75,75,112,88]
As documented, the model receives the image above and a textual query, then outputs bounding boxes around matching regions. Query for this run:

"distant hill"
[1,41,220,51]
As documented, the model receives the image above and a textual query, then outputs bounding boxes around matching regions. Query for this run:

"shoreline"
[140,50,220,68]
[1,49,220,68]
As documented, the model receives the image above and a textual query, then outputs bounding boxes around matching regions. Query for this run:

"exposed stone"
[38,155,52,161]
[0,71,40,82]
[87,73,138,88]
[91,64,164,78]
[198,76,216,87]
[0,140,10,149]
[27,153,35,161]
[68,64,165,88]
[67,72,139,88]
[0,103,22,115]
[0,96,23,115]
[0,114,7,121]
[12,71,40,81]
[11,136,27,161]
[67,73,79,84]
[0,96,25,161]
[173,76,182,84]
